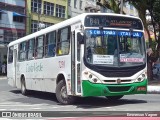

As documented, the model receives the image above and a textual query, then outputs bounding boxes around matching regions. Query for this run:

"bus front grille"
[103,79,132,83]
[107,86,131,92]
[100,71,137,77]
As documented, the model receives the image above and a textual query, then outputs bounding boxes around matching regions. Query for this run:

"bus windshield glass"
[85,29,145,67]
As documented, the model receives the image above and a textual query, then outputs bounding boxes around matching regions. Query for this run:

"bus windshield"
[85,29,146,67]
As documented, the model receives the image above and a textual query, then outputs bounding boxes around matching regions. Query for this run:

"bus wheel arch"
[56,74,75,105]
[20,74,27,95]
[56,74,65,84]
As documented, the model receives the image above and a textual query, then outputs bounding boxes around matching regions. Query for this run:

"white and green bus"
[7,13,147,104]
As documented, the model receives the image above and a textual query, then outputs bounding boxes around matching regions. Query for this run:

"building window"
[31,0,42,13]
[13,16,24,23]
[31,20,38,33]
[0,13,2,20]
[80,0,83,10]
[56,5,65,18]
[44,1,54,16]
[74,0,77,8]
[43,22,53,28]
[68,0,71,6]
[130,5,133,10]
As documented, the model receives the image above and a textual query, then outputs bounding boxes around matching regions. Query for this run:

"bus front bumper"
[82,79,147,97]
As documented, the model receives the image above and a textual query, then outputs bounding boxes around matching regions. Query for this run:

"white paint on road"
[0,109,7,111]
[104,107,112,108]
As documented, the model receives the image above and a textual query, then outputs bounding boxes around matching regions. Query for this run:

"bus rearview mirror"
[77,32,84,44]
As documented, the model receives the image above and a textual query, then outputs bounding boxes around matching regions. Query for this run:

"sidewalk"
[147,78,160,94]
[0,75,7,80]
[0,76,159,93]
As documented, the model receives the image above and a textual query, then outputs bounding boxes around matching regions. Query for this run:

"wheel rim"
[61,86,67,99]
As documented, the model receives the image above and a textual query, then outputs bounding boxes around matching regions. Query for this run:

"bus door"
[71,30,82,95]
[13,45,18,87]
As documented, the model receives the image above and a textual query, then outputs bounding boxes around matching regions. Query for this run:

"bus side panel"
[16,55,71,93]
[7,64,14,87]
[43,55,71,93]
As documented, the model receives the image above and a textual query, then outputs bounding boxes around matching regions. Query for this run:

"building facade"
[68,0,85,18]
[123,2,138,17]
[68,0,100,18]
[96,0,138,16]
[26,0,68,34]
[0,0,26,69]
[85,0,100,13]
[68,0,138,18]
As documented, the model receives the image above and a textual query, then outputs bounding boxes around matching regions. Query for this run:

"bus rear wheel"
[105,95,124,101]
[21,76,27,95]
[56,80,75,105]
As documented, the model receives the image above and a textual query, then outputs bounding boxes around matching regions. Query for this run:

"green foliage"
[153,0,160,23]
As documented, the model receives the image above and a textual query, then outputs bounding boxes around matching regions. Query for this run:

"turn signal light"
[137,86,146,91]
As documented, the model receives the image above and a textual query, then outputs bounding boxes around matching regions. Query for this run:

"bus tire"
[105,95,124,101]
[21,76,27,95]
[56,80,75,105]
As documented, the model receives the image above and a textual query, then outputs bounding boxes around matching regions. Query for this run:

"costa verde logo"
[26,63,43,72]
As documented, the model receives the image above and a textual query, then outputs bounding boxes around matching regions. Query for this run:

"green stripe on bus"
[82,80,147,97]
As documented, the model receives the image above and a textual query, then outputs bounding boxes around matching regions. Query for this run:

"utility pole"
[37,8,45,31]
[120,0,123,14]
[37,8,41,31]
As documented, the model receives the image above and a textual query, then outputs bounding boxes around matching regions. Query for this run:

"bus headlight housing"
[84,71,101,83]
[135,72,147,82]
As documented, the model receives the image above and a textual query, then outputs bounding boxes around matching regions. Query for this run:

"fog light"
[137,78,141,81]
[93,78,97,83]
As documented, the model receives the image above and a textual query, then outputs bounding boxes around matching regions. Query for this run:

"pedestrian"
[147,47,154,81]
[1,63,6,74]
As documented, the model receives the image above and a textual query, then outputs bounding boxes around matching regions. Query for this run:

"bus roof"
[8,13,142,47]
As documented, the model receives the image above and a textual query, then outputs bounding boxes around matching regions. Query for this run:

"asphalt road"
[0,78,160,118]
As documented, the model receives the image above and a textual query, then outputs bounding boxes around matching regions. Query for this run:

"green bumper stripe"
[82,79,147,97]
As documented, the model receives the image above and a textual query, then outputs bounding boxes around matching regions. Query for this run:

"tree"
[97,0,123,14]
[152,0,160,58]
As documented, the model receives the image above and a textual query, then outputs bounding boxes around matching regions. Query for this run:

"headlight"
[135,72,147,82]
[83,71,101,83]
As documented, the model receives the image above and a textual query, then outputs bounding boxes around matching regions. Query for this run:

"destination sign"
[88,30,143,37]
[84,15,143,30]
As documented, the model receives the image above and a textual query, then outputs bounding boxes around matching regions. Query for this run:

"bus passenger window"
[56,27,70,55]
[19,42,27,61]
[36,35,44,58]
[28,38,35,60]
[8,46,13,63]
[45,31,56,57]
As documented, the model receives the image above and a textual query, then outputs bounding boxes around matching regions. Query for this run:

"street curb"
[0,77,7,80]
[147,86,160,94]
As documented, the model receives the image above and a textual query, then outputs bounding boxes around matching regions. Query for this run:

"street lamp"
[37,8,45,30]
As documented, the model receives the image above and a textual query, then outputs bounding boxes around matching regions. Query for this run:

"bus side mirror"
[77,32,84,44]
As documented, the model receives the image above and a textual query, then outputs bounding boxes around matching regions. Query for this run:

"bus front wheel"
[21,77,27,95]
[56,80,75,105]
[105,95,124,101]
